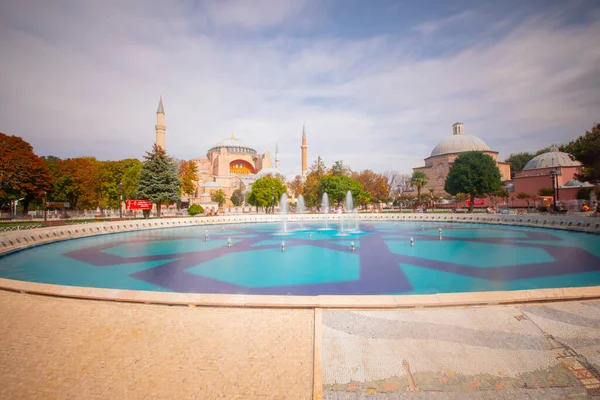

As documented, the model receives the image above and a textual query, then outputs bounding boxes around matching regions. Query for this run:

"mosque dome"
[207,135,257,157]
[429,123,491,157]
[255,168,283,179]
[523,146,581,171]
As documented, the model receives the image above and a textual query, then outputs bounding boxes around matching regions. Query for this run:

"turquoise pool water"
[0,221,599,295]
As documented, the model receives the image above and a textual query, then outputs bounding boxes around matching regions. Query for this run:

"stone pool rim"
[1,213,599,308]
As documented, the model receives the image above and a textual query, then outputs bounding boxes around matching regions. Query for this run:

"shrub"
[188,204,204,216]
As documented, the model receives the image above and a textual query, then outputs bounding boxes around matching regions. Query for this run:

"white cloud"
[0,1,598,176]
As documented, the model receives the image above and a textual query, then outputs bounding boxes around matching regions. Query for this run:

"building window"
[439,178,444,186]
[438,165,444,173]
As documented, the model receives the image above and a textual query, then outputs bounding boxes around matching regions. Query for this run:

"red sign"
[126,200,153,210]
[465,199,485,206]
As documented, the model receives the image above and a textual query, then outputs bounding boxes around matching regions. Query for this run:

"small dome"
[203,182,222,188]
[207,135,257,156]
[255,168,283,179]
[430,135,491,157]
[523,148,580,170]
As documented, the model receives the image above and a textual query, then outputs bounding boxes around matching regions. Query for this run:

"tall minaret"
[155,97,166,150]
[275,143,280,169]
[301,125,307,178]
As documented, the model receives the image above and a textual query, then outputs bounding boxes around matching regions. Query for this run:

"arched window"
[439,177,444,186]
[438,164,444,173]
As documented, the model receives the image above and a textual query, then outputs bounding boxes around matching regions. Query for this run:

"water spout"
[227,237,232,247]
[280,193,289,233]
[204,230,208,242]
[281,241,286,252]
[410,237,414,246]
[350,241,355,252]
[297,195,305,228]
[321,193,329,229]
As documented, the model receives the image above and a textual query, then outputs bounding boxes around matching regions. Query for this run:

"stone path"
[2,290,600,399]
[0,291,314,399]
[322,302,600,399]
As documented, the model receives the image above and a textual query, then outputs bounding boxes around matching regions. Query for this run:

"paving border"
[1,213,599,308]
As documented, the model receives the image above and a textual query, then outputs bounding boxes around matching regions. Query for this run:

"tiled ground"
[322,302,600,398]
[0,291,314,400]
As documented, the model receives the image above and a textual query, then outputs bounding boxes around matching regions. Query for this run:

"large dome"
[430,135,491,157]
[207,135,257,157]
[523,146,581,171]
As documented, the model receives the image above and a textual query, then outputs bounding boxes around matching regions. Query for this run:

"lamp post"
[271,187,275,215]
[43,191,47,222]
[119,182,124,219]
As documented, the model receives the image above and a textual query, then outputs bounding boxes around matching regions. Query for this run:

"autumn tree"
[247,177,287,213]
[178,160,199,202]
[444,152,502,212]
[50,157,102,210]
[287,175,304,198]
[331,160,352,177]
[0,133,53,213]
[410,171,429,204]
[561,123,600,183]
[136,144,181,217]
[302,156,329,208]
[352,169,391,208]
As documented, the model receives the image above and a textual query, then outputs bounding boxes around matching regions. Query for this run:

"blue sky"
[0,0,599,175]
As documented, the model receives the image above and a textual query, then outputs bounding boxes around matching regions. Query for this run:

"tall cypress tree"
[136,144,181,217]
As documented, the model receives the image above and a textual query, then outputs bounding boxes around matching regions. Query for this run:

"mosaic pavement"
[322,302,600,398]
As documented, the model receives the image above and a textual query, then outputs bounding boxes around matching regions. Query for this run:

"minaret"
[155,97,166,150]
[301,125,307,178]
[275,143,280,169]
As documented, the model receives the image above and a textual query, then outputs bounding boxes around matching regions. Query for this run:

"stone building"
[413,122,511,196]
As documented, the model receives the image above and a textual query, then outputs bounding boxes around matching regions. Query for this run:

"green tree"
[505,152,535,176]
[187,204,204,216]
[0,133,53,213]
[211,189,227,208]
[444,152,502,212]
[538,188,554,196]
[122,162,142,200]
[136,144,181,217]
[230,189,245,206]
[517,192,532,208]
[561,123,600,183]
[410,171,429,204]
[318,175,363,207]
[247,177,287,213]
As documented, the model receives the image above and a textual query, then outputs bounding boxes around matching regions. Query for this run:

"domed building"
[511,146,588,207]
[413,123,511,196]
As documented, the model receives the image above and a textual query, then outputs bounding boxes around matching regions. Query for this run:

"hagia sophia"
[155,97,592,210]
[154,98,308,208]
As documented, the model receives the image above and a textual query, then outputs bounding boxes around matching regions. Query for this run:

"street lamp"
[119,182,124,219]
[43,191,47,222]
[549,168,562,211]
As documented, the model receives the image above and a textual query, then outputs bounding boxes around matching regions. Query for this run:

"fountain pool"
[0,221,599,296]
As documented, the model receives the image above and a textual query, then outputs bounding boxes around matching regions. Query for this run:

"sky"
[1,0,599,176]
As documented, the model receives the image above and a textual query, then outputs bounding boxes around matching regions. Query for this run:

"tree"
[287,175,304,198]
[505,152,535,176]
[318,175,363,207]
[488,187,509,210]
[517,192,532,208]
[538,188,554,196]
[562,123,600,183]
[0,133,53,213]
[230,189,245,206]
[247,177,287,213]
[444,152,502,212]
[187,204,204,216]
[410,171,429,204]
[331,160,351,177]
[384,170,412,198]
[52,157,102,210]
[211,189,227,208]
[136,144,181,217]
[179,160,199,201]
[352,170,391,207]
[122,162,142,200]
[302,156,329,208]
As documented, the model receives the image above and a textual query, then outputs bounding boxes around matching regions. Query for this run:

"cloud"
[0,0,598,176]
